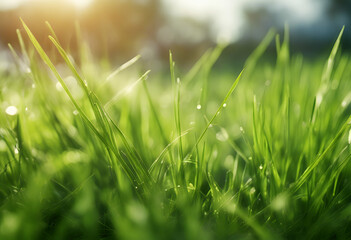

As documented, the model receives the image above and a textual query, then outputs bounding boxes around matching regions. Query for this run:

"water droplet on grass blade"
[5,106,18,116]
[223,103,227,108]
[196,104,201,110]
[259,164,263,170]
[348,129,351,144]
[216,128,229,142]
[56,82,63,91]
[73,110,79,115]
[239,126,244,133]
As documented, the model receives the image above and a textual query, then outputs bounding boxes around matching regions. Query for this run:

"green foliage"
[1,22,351,239]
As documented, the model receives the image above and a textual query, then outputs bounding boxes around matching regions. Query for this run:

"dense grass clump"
[1,22,351,239]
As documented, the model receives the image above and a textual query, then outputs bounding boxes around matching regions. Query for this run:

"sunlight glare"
[70,0,93,9]
[0,0,93,10]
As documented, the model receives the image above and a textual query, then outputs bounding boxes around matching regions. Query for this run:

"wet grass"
[1,22,351,239]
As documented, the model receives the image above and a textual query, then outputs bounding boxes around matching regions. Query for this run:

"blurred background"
[0,0,350,69]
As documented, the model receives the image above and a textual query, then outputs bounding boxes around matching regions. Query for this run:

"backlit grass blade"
[321,26,344,84]
[193,70,243,151]
[106,55,141,82]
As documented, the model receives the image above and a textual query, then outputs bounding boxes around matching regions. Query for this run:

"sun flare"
[70,0,93,9]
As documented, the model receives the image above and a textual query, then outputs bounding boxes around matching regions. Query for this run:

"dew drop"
[196,104,201,110]
[31,84,36,89]
[5,106,18,116]
[56,82,63,92]
[223,103,227,108]
[259,164,263,170]
[73,110,79,115]
[216,128,229,142]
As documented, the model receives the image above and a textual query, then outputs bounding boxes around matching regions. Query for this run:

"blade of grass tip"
[192,70,244,153]
[16,29,28,60]
[291,114,351,193]
[45,21,60,44]
[8,43,22,69]
[199,44,227,108]
[105,55,141,82]
[322,26,344,84]
[244,28,275,77]
[105,70,150,109]
[182,49,211,86]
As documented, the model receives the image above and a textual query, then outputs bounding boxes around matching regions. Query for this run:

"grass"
[0,21,351,239]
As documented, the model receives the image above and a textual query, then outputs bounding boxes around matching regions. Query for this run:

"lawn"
[0,22,351,239]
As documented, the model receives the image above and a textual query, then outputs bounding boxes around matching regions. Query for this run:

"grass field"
[1,22,351,239]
